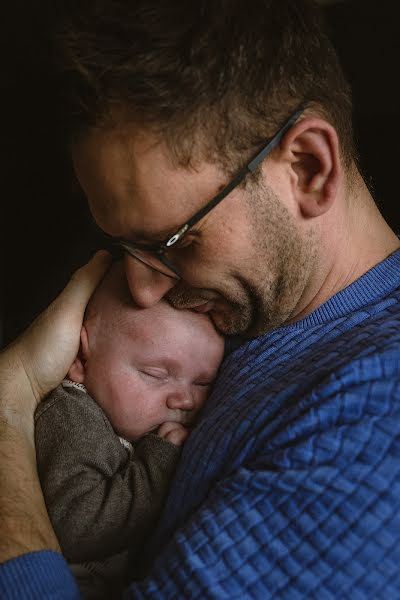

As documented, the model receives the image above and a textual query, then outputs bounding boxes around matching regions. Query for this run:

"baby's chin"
[113,424,158,442]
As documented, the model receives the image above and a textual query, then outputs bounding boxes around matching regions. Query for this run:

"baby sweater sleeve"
[34,385,180,563]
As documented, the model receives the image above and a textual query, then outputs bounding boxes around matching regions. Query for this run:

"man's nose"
[124,254,177,308]
[166,386,195,411]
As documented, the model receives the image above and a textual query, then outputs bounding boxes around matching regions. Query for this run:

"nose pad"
[124,254,177,307]
[166,386,195,411]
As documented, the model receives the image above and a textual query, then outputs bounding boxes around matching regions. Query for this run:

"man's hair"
[55,0,355,173]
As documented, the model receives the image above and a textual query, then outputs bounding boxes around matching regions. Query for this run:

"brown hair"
[55,0,355,173]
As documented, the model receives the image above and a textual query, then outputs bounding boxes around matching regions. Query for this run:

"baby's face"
[82,298,224,440]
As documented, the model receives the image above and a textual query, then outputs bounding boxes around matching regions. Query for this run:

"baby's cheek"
[95,386,128,431]
[107,406,134,439]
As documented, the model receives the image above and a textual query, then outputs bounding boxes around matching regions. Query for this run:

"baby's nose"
[166,386,195,411]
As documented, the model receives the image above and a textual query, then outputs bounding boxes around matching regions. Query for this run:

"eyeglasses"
[112,105,305,279]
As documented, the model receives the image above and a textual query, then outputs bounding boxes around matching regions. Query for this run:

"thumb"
[54,250,113,320]
[17,251,112,402]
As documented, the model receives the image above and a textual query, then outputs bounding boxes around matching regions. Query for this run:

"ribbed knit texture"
[0,552,79,599]
[1,250,400,599]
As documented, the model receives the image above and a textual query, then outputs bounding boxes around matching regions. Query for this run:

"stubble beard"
[239,181,317,336]
[167,182,316,338]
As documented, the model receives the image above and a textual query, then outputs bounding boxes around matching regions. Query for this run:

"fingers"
[157,421,190,446]
[57,250,112,316]
[12,251,112,404]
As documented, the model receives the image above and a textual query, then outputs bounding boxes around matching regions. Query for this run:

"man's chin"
[210,305,279,338]
[208,306,252,336]
[167,290,255,335]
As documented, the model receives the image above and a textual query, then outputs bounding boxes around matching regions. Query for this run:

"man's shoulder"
[210,286,400,432]
[229,278,400,372]
[312,294,400,389]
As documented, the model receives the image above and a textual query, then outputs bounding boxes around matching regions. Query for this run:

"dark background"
[1,0,399,347]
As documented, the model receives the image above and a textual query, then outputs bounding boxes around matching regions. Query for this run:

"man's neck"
[290,169,400,323]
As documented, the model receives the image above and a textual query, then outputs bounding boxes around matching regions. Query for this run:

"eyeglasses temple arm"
[247,107,304,173]
[185,106,305,230]
[184,170,248,229]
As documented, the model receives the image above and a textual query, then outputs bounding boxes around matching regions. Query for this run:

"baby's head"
[68,262,224,440]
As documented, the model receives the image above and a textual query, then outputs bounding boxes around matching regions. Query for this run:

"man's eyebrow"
[91,217,175,245]
[119,227,175,245]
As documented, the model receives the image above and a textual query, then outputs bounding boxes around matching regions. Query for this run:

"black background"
[1,0,399,346]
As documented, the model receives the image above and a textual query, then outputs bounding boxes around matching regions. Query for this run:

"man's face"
[83,293,224,441]
[73,126,316,337]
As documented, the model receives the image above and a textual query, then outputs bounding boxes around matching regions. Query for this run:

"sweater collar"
[285,248,400,330]
[226,248,400,353]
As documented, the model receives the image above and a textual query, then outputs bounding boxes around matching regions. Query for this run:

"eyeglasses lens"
[119,243,179,279]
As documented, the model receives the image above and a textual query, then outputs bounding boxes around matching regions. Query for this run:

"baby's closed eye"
[139,367,168,381]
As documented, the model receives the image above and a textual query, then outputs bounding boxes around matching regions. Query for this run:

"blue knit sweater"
[1,251,400,599]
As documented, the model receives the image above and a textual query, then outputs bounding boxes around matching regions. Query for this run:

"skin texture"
[72,117,400,338]
[164,179,317,334]
[0,251,112,561]
[68,262,224,441]
[1,109,399,565]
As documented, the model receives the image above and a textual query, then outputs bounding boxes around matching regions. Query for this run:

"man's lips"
[191,301,214,313]
[175,300,215,313]
[168,292,223,313]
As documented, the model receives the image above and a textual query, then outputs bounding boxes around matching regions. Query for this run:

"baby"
[34,261,224,599]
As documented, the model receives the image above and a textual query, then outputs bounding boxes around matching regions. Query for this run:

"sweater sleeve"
[123,370,400,598]
[34,386,180,563]
[0,552,80,600]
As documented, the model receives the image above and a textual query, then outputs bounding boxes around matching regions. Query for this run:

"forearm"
[0,349,60,563]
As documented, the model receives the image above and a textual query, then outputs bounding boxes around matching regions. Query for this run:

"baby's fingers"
[157,421,189,446]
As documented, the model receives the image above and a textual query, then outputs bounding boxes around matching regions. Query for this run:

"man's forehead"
[73,126,226,240]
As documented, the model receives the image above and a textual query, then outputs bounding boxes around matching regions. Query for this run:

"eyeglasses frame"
[113,104,306,278]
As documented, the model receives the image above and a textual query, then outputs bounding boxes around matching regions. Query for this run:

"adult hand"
[0,251,111,562]
[2,251,112,419]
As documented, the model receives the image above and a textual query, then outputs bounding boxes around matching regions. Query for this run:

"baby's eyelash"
[140,369,168,381]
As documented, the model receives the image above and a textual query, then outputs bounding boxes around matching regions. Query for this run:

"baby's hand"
[157,421,190,446]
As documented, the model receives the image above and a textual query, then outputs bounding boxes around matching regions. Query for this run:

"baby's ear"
[67,325,90,383]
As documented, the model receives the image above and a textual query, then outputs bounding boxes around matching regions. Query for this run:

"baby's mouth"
[177,409,198,427]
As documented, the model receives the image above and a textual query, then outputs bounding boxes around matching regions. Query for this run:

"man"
[1,1,400,598]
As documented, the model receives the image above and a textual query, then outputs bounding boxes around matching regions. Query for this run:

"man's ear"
[67,325,90,383]
[281,116,341,218]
